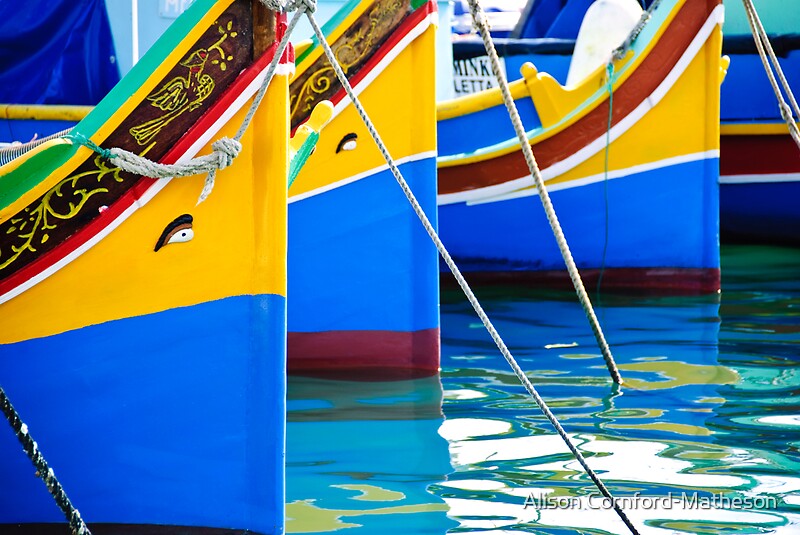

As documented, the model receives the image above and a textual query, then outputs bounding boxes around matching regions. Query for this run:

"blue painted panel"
[438,158,720,271]
[544,0,593,40]
[505,52,571,85]
[721,51,800,122]
[0,0,119,105]
[0,294,285,532]
[720,181,800,245]
[288,157,439,333]
[438,97,540,158]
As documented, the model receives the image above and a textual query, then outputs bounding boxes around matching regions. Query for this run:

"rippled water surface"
[286,245,800,534]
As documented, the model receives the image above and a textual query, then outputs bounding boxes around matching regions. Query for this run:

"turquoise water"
[286,245,800,534]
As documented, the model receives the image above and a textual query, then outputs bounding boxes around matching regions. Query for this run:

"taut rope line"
[741,0,800,151]
[302,3,639,534]
[0,388,90,535]
[463,0,622,385]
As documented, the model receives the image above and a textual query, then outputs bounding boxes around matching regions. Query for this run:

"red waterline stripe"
[440,268,721,295]
[720,133,800,176]
[288,327,441,381]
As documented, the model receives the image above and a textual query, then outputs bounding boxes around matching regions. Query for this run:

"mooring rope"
[741,0,800,151]
[72,4,305,204]
[463,0,622,385]
[0,387,90,535]
[303,3,639,534]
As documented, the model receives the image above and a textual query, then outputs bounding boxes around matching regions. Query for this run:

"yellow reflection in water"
[286,498,449,533]
[619,360,739,390]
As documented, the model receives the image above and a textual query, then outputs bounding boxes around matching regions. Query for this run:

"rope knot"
[288,0,316,13]
[71,133,114,161]
[211,137,241,169]
[259,0,288,12]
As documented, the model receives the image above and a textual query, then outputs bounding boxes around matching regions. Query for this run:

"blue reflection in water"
[286,245,800,534]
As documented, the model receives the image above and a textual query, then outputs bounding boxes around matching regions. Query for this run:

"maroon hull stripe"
[721,134,800,176]
[288,328,440,381]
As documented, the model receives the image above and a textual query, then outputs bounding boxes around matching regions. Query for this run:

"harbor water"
[286,244,800,534]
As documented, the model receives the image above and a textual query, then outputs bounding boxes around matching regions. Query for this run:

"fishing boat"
[1,0,443,379]
[448,0,800,248]
[437,0,724,292]
[0,0,294,532]
[287,0,441,378]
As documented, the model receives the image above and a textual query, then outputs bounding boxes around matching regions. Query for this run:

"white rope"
[464,0,622,384]
[303,7,639,535]
[72,6,307,204]
[741,0,800,151]
[105,138,241,204]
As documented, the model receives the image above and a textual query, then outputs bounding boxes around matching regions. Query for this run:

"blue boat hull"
[288,157,441,379]
[720,181,800,245]
[439,158,720,292]
[0,294,286,533]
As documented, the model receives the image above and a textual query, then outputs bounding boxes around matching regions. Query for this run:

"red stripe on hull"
[442,268,721,295]
[720,133,800,176]
[288,328,440,381]
[438,0,719,195]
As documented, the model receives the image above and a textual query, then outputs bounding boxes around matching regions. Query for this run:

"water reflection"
[436,272,800,534]
[286,376,455,533]
[286,246,800,534]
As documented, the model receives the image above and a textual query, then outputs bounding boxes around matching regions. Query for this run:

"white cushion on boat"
[565,0,644,88]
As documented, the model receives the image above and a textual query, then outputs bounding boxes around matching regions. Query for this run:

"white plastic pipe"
[132,0,140,66]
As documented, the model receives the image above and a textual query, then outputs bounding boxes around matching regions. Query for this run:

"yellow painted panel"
[437,0,689,166]
[289,26,437,198]
[516,30,721,191]
[720,122,789,136]
[0,74,290,344]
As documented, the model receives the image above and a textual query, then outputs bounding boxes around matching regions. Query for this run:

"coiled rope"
[464,0,622,385]
[302,1,639,533]
[741,0,800,151]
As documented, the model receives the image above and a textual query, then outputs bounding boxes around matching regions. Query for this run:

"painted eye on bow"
[336,133,358,153]
[155,214,194,252]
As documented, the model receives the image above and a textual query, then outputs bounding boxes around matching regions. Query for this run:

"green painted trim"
[80,0,218,137]
[0,143,78,212]
[0,0,219,213]
[288,132,320,187]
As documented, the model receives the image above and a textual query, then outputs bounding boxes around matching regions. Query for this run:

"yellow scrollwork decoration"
[290,0,405,119]
[0,157,124,272]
